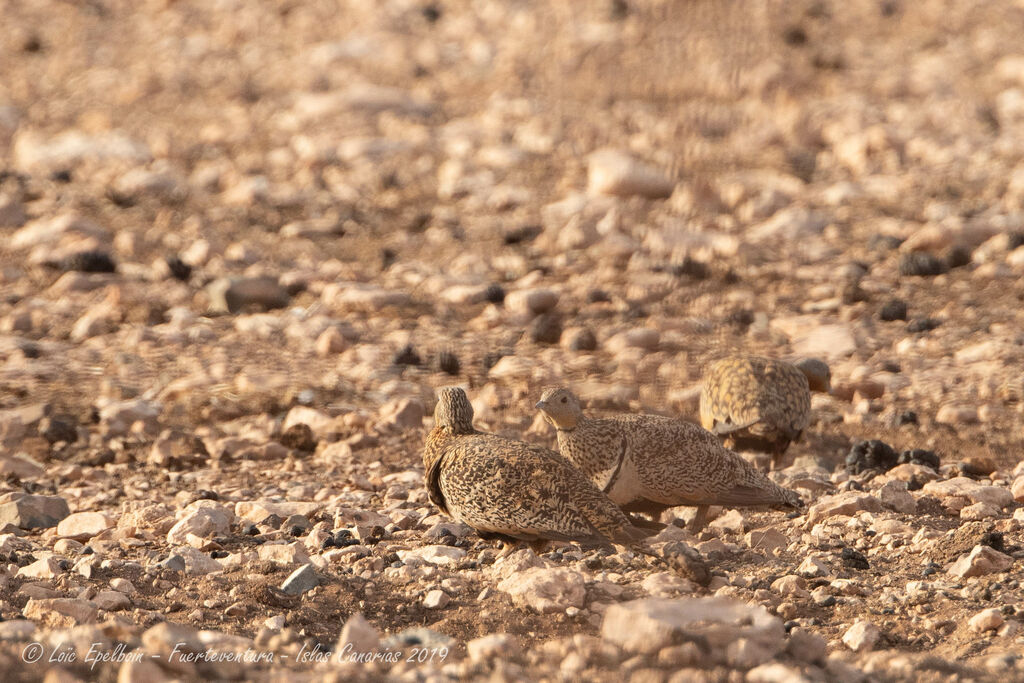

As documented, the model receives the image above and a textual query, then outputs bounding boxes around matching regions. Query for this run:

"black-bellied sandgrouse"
[699,356,830,470]
[424,387,654,548]
[536,387,803,533]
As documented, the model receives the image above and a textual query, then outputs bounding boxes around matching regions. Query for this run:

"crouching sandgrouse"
[536,387,803,532]
[699,356,831,470]
[424,387,655,548]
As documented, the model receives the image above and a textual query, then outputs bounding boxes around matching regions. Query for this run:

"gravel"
[1,1,1023,680]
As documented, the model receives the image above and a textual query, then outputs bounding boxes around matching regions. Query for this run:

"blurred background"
[3,2,1024,674]
[2,0,1024,470]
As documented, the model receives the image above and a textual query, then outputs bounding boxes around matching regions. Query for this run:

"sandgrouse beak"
[535,400,547,410]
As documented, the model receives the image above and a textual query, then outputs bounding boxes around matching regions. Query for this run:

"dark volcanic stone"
[77,449,114,467]
[281,514,311,533]
[669,257,710,280]
[567,327,598,352]
[869,234,903,252]
[899,252,948,277]
[17,341,42,358]
[483,283,506,305]
[879,299,908,321]
[782,25,808,46]
[22,34,43,53]
[502,225,542,245]
[438,350,460,376]
[721,269,741,284]
[392,344,421,366]
[406,212,430,233]
[421,4,441,22]
[945,245,971,269]
[529,313,563,345]
[841,547,870,570]
[726,309,755,328]
[896,410,918,426]
[909,479,933,493]
[880,1,900,16]
[898,448,939,469]
[280,424,317,452]
[981,531,1005,553]
[841,281,869,304]
[786,148,817,183]
[63,250,116,273]
[907,318,941,333]
[39,416,78,444]
[881,360,901,373]
[846,439,899,473]
[166,256,192,281]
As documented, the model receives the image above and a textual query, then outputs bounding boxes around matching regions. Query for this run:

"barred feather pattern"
[538,388,803,515]
[698,356,815,456]
[424,387,652,547]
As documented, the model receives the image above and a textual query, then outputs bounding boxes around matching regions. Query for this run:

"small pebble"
[567,327,598,352]
[438,350,461,375]
[841,547,870,570]
[484,283,506,304]
[907,317,941,333]
[878,299,908,321]
[899,252,948,277]
[846,440,898,473]
[393,344,421,366]
[63,250,117,273]
[529,313,563,345]
[166,256,192,281]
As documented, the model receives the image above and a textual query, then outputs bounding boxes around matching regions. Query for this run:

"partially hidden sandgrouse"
[536,387,803,532]
[699,356,830,470]
[423,387,654,548]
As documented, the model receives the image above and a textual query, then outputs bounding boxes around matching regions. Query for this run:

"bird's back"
[601,413,801,508]
[700,357,810,439]
[433,430,651,546]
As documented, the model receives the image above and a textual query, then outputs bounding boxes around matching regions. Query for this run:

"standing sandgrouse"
[423,387,654,548]
[536,387,803,533]
[699,356,831,470]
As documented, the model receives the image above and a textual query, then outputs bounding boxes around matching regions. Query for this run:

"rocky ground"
[2,0,1024,681]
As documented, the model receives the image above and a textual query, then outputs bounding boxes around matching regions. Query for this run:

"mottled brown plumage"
[536,387,803,533]
[423,387,653,548]
[699,356,830,470]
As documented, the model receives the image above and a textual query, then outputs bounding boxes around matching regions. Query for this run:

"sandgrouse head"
[794,358,831,393]
[536,386,584,430]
